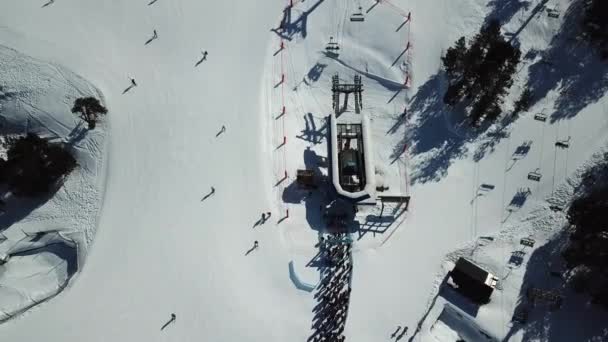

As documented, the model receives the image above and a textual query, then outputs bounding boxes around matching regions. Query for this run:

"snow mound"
[430,304,497,342]
[0,44,107,320]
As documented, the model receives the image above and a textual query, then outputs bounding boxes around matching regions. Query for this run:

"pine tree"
[71,97,108,129]
[441,19,520,125]
[514,88,533,115]
[3,134,77,196]
[442,37,467,81]
[582,0,608,47]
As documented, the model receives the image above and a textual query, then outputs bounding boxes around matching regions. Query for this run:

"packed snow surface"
[0,45,107,321]
[0,0,607,341]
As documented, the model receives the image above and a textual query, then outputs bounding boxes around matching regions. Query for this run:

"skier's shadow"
[122,84,135,94]
[201,191,214,201]
[160,316,175,331]
[145,36,157,45]
[195,57,206,67]
[396,326,408,341]
[252,218,265,228]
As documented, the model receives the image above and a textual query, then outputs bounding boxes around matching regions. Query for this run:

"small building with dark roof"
[448,257,498,304]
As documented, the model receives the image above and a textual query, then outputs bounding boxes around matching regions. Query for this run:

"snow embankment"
[0,45,107,321]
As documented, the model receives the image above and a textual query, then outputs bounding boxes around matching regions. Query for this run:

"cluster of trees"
[581,0,608,58]
[71,97,107,130]
[563,153,608,307]
[513,87,533,116]
[0,133,76,196]
[442,19,521,125]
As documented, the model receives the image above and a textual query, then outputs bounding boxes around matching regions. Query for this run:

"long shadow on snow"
[325,53,405,92]
[0,190,58,234]
[296,113,327,145]
[395,74,474,184]
[525,0,608,123]
[503,230,608,342]
[0,237,77,323]
[271,0,325,41]
[483,0,531,27]
[282,147,331,232]
[11,240,78,278]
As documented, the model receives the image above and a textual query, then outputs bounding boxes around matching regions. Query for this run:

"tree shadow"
[483,0,532,26]
[525,0,608,123]
[472,124,512,162]
[503,230,608,342]
[65,121,88,146]
[0,187,59,234]
[506,0,550,43]
[325,53,405,92]
[397,73,472,184]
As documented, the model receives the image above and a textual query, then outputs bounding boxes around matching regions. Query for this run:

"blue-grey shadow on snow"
[296,113,327,145]
[11,240,78,278]
[484,0,532,27]
[325,53,405,92]
[525,0,608,123]
[503,230,608,342]
[271,0,325,41]
[289,261,317,292]
[282,146,331,232]
[396,73,471,184]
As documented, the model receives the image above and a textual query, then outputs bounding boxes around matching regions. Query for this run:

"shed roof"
[449,257,496,304]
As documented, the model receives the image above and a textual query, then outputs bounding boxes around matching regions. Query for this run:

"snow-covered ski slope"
[0,0,314,341]
[1,0,608,341]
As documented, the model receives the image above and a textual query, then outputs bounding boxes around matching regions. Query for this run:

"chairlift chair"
[520,237,536,248]
[555,140,570,148]
[350,6,365,22]
[325,37,340,56]
[547,8,560,19]
[534,113,547,122]
[549,205,563,212]
[527,169,542,181]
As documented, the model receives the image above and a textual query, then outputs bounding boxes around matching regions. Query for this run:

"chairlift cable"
[499,133,513,336]
[565,118,572,178]
[551,121,560,195]
[537,112,546,192]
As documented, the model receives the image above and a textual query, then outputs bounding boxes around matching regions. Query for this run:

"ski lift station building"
[329,112,376,204]
[448,257,499,304]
